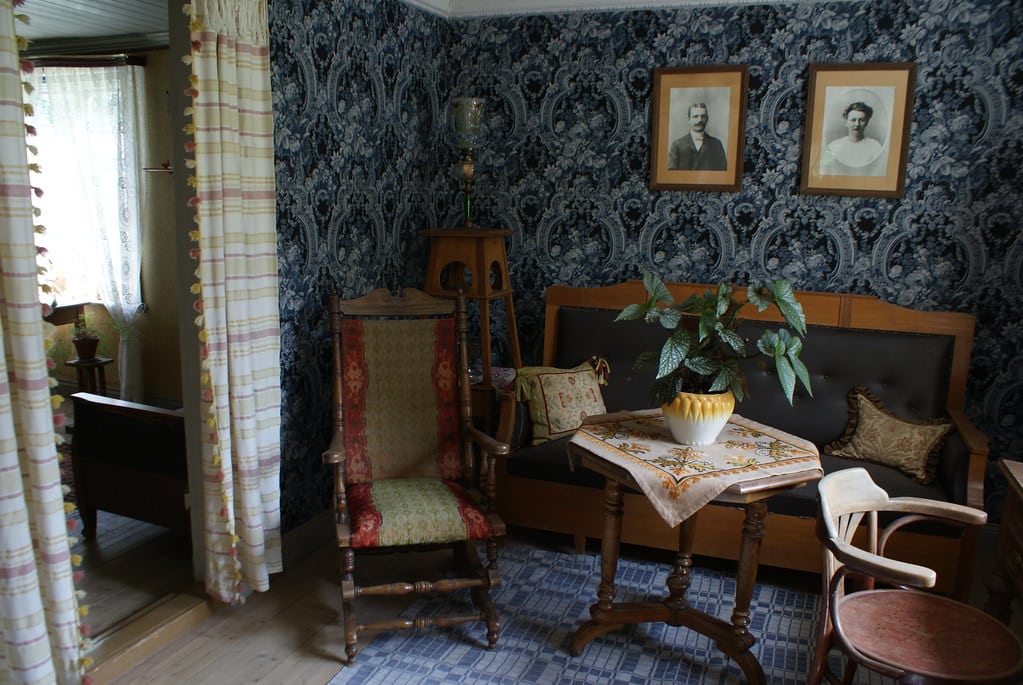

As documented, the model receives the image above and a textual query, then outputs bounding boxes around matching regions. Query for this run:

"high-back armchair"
[323,288,508,662]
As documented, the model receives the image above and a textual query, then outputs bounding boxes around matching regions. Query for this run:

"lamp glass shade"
[453,97,485,149]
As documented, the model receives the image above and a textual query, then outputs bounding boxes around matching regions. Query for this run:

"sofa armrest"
[495,386,532,450]
[947,408,988,510]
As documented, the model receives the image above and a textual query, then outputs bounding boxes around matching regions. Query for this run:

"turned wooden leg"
[725,500,767,685]
[665,513,698,612]
[596,479,623,612]
[569,478,624,655]
[80,504,97,540]
[340,548,358,663]
[484,539,501,647]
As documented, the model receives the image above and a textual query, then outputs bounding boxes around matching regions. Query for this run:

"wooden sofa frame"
[495,281,986,599]
[70,392,189,541]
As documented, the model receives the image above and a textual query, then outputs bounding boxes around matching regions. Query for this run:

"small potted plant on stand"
[71,312,99,361]
[616,272,813,445]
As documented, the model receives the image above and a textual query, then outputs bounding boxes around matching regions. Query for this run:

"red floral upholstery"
[341,317,462,485]
[323,288,506,662]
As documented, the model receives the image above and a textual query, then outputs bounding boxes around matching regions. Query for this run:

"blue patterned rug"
[328,541,886,684]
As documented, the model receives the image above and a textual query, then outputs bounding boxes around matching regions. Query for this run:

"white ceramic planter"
[661,390,735,446]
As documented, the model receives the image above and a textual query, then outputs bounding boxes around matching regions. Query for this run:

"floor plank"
[71,510,194,636]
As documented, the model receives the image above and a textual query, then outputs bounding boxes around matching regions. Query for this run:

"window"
[28,62,145,309]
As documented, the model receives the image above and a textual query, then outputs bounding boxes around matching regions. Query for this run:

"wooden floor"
[101,540,454,685]
[73,510,194,636]
[92,522,1019,685]
[61,393,195,639]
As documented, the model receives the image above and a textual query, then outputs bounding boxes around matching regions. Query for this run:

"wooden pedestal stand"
[421,228,522,423]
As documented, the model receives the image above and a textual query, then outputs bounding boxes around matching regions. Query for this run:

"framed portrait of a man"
[800,62,916,197]
[649,65,749,192]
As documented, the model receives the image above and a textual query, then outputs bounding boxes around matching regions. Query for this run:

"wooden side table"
[65,356,114,396]
[987,459,1023,624]
[566,411,822,685]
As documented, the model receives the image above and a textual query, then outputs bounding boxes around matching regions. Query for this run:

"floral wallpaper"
[270,0,1023,530]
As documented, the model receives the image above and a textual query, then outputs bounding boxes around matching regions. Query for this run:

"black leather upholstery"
[507,305,967,506]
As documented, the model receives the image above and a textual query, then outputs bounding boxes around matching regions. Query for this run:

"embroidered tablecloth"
[569,409,822,527]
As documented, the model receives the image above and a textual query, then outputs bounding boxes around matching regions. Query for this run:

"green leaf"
[659,307,682,330]
[643,271,673,306]
[677,294,700,314]
[708,361,740,394]
[775,356,796,404]
[756,330,778,356]
[698,311,717,341]
[747,283,772,311]
[656,330,691,379]
[784,335,812,396]
[789,354,812,397]
[718,327,745,353]
[685,355,718,376]
[715,283,732,317]
[615,302,647,321]
[768,280,806,336]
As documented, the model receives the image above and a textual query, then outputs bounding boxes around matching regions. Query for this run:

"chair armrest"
[322,429,344,465]
[494,386,517,446]
[830,539,937,588]
[885,496,989,526]
[948,408,988,510]
[468,425,509,458]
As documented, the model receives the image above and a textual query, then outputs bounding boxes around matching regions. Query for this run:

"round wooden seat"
[838,589,1023,683]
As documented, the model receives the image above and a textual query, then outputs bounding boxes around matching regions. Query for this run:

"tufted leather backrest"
[554,307,954,447]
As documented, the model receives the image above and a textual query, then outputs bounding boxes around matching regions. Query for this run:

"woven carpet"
[328,541,886,684]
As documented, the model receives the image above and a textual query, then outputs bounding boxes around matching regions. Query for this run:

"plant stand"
[66,356,114,395]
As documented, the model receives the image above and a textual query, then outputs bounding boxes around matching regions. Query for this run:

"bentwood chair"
[322,288,508,662]
[810,467,1023,684]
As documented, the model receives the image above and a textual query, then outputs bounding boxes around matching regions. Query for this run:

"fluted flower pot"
[661,389,735,446]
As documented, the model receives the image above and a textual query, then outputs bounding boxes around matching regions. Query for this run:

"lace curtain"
[27,64,146,402]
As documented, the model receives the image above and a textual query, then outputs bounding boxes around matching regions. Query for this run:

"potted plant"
[616,272,812,445]
[71,311,99,361]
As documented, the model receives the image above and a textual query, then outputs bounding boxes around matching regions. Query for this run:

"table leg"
[570,478,626,655]
[568,482,768,685]
[665,513,698,611]
[722,500,767,683]
[96,364,108,395]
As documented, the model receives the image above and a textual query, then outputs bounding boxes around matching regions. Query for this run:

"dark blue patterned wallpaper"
[270,0,1023,530]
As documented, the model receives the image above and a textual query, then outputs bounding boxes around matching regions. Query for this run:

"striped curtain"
[184,0,283,603]
[0,2,83,683]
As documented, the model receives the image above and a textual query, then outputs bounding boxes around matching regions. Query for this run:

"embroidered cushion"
[825,387,953,484]
[514,360,607,445]
[347,478,493,548]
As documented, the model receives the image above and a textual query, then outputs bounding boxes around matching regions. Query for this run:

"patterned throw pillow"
[514,360,608,445]
[825,387,953,484]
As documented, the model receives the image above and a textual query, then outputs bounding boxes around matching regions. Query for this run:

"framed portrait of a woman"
[800,62,916,197]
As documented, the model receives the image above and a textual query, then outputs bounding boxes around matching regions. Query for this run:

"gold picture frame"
[800,62,916,198]
[649,65,749,192]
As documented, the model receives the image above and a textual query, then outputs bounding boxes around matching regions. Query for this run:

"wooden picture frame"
[800,62,916,197]
[649,65,749,192]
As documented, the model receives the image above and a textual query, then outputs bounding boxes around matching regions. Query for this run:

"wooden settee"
[494,281,986,599]
[70,392,189,541]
